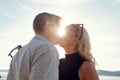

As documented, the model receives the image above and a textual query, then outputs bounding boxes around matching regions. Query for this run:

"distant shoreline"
[98,70,120,76]
[0,69,120,77]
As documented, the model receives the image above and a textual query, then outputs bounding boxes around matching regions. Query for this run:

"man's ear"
[45,22,51,31]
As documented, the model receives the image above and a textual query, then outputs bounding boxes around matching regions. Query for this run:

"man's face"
[58,26,78,48]
[49,23,61,45]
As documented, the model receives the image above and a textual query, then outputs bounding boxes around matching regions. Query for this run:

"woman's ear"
[74,37,80,43]
[74,36,79,40]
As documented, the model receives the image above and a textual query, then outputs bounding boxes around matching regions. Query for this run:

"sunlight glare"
[58,19,67,37]
[58,27,65,37]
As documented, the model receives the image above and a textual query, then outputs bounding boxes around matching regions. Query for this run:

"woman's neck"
[64,46,77,55]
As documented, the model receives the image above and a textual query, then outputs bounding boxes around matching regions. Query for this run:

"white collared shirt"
[7,35,59,80]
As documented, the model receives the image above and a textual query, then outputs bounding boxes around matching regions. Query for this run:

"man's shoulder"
[26,37,57,54]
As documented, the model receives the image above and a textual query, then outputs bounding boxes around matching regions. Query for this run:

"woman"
[59,24,99,80]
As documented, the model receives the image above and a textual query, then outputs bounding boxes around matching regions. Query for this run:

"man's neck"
[36,32,53,44]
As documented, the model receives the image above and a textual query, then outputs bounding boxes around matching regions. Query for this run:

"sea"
[0,71,120,80]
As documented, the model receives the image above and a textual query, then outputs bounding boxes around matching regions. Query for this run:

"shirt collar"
[33,34,50,43]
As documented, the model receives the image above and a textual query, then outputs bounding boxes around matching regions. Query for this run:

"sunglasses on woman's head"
[71,24,83,40]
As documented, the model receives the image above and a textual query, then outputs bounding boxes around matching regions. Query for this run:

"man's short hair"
[33,12,61,33]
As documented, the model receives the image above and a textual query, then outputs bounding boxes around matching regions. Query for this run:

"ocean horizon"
[0,71,120,80]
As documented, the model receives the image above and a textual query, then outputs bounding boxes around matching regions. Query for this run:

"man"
[7,12,61,80]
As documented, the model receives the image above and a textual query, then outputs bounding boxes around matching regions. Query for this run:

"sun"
[57,18,69,37]
[58,27,65,37]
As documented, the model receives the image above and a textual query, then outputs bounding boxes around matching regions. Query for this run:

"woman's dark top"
[59,52,86,80]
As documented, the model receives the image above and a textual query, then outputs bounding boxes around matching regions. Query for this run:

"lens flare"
[58,27,65,37]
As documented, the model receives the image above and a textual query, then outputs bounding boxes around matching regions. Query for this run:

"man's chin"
[57,43,64,48]
[52,41,59,45]
[53,43,58,45]
[52,39,60,45]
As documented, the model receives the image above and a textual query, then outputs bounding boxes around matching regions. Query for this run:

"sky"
[0,0,120,71]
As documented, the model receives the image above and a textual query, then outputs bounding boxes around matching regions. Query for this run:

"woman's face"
[59,26,79,48]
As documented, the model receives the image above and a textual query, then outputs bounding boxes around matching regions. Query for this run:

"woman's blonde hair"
[70,24,96,64]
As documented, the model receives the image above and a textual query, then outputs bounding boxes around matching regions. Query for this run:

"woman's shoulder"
[81,61,95,69]
[80,61,95,72]
[78,61,99,80]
